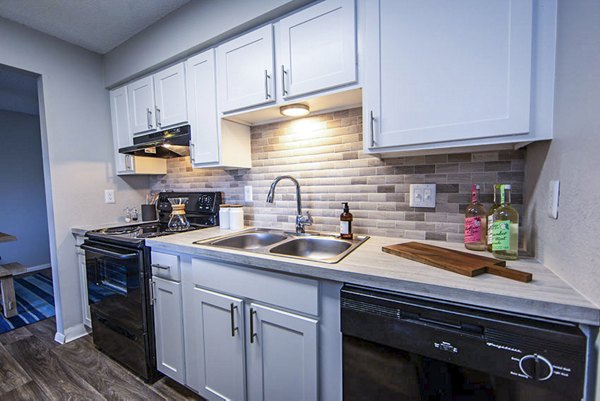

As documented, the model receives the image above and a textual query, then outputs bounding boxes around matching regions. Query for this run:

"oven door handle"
[80,244,139,260]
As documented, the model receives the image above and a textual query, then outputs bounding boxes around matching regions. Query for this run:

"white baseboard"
[54,323,88,344]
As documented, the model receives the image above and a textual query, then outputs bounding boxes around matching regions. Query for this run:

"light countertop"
[146,226,600,326]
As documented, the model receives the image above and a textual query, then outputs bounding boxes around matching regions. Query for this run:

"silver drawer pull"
[264,70,271,100]
[151,263,171,270]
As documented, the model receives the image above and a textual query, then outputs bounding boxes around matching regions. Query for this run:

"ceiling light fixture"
[280,103,310,117]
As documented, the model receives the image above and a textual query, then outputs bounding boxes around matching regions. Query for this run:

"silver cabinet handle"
[146,108,153,129]
[189,143,195,163]
[230,303,239,337]
[125,155,132,171]
[151,263,171,270]
[281,65,288,96]
[249,308,257,343]
[370,110,376,148]
[264,70,271,100]
[155,106,161,127]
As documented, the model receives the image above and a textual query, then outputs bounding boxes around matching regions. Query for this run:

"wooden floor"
[0,317,205,401]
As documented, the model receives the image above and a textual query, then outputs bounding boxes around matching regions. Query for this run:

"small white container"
[219,206,230,229]
[229,206,244,230]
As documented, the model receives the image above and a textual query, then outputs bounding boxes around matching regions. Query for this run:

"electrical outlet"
[244,185,253,202]
[409,184,436,208]
[104,189,115,204]
[548,180,560,219]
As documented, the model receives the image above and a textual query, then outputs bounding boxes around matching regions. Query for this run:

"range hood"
[119,125,191,158]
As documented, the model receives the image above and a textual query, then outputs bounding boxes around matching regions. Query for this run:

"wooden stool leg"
[0,276,17,318]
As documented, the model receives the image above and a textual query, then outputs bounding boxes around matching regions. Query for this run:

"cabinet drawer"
[192,258,318,316]
[151,251,181,281]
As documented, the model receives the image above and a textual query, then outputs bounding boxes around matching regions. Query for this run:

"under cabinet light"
[280,103,310,117]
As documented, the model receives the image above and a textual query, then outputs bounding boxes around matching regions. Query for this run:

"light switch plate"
[409,184,436,208]
[104,189,115,204]
[548,180,560,219]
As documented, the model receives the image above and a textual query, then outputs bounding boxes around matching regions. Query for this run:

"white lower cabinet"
[246,303,318,401]
[191,287,246,400]
[152,275,185,384]
[181,257,325,401]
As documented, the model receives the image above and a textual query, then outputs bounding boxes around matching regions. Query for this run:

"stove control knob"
[519,354,553,381]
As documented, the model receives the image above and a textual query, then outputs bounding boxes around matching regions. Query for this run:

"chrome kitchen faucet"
[266,175,313,234]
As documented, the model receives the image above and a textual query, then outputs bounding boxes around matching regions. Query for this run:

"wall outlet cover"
[104,189,115,204]
[244,185,253,202]
[409,184,436,208]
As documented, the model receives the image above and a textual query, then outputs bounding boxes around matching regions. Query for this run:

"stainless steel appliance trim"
[151,263,171,270]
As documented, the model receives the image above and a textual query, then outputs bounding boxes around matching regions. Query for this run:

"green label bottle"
[492,185,519,260]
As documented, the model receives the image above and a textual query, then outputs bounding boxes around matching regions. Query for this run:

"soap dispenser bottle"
[340,202,353,239]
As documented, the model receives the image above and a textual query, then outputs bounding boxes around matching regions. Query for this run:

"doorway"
[0,64,54,334]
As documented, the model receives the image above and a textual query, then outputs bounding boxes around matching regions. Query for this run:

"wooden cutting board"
[382,242,532,283]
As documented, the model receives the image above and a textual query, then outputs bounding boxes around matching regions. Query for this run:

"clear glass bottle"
[492,185,519,260]
[486,184,503,252]
[464,184,487,251]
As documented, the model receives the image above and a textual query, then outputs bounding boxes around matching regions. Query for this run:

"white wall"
[0,110,51,269]
[524,2,600,395]
[104,0,314,86]
[525,0,600,307]
[0,17,150,341]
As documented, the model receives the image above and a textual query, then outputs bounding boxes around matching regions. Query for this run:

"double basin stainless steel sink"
[194,228,369,264]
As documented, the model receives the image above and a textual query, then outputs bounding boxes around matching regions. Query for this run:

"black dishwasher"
[341,285,590,401]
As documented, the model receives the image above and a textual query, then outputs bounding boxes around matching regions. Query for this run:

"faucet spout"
[266,175,312,233]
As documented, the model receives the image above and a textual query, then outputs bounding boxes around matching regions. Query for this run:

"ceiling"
[0,65,39,115]
[0,0,191,54]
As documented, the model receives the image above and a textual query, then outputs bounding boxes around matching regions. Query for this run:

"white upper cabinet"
[109,86,166,175]
[364,0,540,153]
[128,63,188,135]
[186,50,220,166]
[109,86,133,174]
[186,50,252,169]
[278,0,357,99]
[154,63,188,129]
[217,25,275,113]
[128,76,156,134]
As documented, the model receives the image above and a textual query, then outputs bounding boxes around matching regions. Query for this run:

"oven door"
[81,240,153,379]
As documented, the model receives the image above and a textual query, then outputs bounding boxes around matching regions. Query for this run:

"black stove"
[82,191,222,382]
[87,191,222,247]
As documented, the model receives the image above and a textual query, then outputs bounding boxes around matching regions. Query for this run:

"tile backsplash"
[150,107,525,243]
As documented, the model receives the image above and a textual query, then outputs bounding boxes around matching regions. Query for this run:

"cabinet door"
[278,0,356,99]
[364,0,533,149]
[246,303,318,401]
[154,63,187,129]
[153,276,185,384]
[217,25,275,112]
[128,76,156,134]
[186,50,220,166]
[109,87,134,174]
[192,287,246,401]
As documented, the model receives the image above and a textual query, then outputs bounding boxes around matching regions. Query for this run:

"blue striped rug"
[0,272,55,334]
